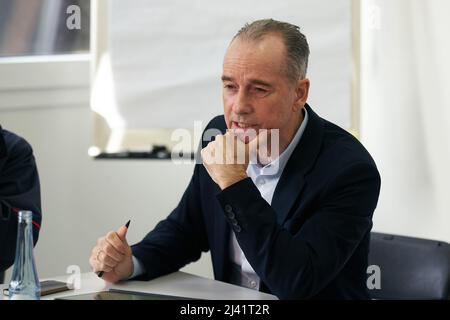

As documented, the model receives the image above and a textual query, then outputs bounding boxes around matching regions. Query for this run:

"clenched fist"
[89,224,133,283]
[201,130,271,189]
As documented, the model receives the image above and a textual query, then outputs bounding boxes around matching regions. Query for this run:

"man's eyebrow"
[221,75,234,82]
[248,79,273,88]
[221,75,273,88]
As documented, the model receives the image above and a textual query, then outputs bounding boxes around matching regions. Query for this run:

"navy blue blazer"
[132,104,381,299]
[0,127,41,272]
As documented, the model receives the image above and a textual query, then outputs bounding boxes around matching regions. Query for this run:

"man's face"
[222,34,307,145]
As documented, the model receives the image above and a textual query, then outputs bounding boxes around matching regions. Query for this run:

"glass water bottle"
[8,211,41,300]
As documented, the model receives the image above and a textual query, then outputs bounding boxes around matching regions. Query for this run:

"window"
[0,0,91,110]
[0,0,90,57]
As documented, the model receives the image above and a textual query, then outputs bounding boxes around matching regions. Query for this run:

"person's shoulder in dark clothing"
[0,127,41,272]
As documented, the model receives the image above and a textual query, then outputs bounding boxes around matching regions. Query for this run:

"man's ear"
[293,78,310,112]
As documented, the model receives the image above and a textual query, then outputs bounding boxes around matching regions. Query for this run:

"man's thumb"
[116,220,130,241]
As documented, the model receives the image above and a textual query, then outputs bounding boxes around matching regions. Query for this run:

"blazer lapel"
[271,104,325,225]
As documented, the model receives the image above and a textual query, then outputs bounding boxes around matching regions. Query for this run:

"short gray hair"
[233,19,310,82]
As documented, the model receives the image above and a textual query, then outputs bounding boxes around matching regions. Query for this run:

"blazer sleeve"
[0,131,42,272]
[216,162,381,299]
[131,163,209,280]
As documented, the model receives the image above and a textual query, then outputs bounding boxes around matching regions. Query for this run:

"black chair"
[368,232,450,300]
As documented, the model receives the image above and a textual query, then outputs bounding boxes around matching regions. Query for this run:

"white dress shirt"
[131,109,309,284]
[229,108,309,290]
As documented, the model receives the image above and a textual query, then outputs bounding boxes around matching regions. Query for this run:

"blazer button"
[227,211,235,219]
[224,204,233,213]
[230,218,238,226]
[234,225,242,233]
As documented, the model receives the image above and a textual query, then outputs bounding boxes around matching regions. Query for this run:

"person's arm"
[90,116,225,283]
[216,162,381,299]
[130,163,209,281]
[0,130,41,272]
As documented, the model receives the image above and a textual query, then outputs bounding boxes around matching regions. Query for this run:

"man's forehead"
[225,35,285,60]
[223,36,286,79]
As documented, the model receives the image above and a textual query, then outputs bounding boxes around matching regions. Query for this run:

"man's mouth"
[230,121,259,143]
[231,121,258,131]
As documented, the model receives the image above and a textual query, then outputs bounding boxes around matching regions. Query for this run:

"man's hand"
[89,224,133,283]
[201,131,252,190]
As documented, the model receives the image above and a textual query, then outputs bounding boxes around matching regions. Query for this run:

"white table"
[1,271,277,300]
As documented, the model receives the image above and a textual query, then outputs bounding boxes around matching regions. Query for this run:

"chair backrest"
[368,232,450,300]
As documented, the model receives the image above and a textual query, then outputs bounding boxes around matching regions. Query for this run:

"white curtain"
[361,0,450,241]
[92,0,352,152]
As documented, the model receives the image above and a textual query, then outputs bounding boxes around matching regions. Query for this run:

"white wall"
[360,0,450,243]
[1,102,213,282]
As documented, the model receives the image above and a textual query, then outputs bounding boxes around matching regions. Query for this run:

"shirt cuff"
[128,255,146,279]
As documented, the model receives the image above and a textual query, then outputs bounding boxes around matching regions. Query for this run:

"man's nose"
[233,90,253,114]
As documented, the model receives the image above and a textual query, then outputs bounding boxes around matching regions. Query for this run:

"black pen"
[97,220,131,278]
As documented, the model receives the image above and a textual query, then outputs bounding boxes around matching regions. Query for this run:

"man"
[89,19,381,299]
[0,126,42,281]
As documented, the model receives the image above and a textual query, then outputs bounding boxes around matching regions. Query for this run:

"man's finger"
[201,146,214,166]
[225,132,247,165]
[98,264,113,273]
[102,240,125,262]
[246,130,261,162]
[89,252,102,272]
[105,231,128,255]
[98,250,118,268]
[213,135,225,165]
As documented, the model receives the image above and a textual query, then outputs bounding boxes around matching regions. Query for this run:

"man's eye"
[253,87,269,95]
[224,84,236,90]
